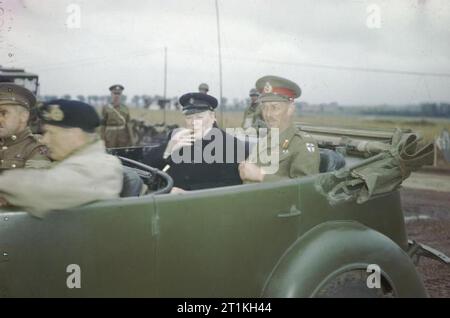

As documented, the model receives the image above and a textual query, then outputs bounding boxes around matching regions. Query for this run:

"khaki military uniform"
[0,127,50,171]
[246,125,319,182]
[242,102,266,130]
[101,104,131,148]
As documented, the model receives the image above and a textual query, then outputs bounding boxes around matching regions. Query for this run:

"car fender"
[262,220,427,297]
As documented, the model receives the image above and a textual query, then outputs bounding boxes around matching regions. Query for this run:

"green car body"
[0,126,447,297]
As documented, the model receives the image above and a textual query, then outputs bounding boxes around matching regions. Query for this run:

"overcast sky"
[1,0,450,105]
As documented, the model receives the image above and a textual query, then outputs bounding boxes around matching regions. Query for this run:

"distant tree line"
[39,94,450,118]
[297,102,450,118]
[39,94,238,111]
[356,103,450,117]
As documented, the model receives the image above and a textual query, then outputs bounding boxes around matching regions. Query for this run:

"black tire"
[314,270,394,298]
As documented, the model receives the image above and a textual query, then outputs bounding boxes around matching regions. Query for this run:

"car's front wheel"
[314,269,395,298]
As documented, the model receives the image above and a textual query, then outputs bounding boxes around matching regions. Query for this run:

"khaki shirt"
[0,128,50,171]
[242,102,266,130]
[102,104,130,127]
[0,139,123,217]
[246,125,320,182]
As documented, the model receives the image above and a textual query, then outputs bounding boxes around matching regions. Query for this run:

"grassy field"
[130,108,450,143]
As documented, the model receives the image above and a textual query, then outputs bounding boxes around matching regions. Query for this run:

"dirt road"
[400,187,450,298]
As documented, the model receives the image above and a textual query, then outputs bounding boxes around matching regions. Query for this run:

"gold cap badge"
[263,82,273,93]
[42,104,64,121]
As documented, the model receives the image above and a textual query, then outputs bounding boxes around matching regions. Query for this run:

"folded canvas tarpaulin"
[316,130,434,205]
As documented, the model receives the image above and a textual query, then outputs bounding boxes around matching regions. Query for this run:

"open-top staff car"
[0,125,448,297]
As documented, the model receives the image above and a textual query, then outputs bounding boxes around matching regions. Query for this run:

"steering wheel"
[118,156,173,194]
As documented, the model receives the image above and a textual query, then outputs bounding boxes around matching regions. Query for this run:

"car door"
[153,180,303,297]
[0,195,158,297]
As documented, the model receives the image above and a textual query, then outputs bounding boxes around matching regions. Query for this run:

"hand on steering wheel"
[118,157,174,194]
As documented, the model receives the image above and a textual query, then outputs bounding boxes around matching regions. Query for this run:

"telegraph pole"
[215,0,224,127]
[163,46,167,124]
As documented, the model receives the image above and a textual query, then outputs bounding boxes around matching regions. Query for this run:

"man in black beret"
[143,92,249,192]
[0,99,123,217]
[101,84,132,148]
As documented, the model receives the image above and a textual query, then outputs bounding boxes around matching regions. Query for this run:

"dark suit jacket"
[143,125,249,190]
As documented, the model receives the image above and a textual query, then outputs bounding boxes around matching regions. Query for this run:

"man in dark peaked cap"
[143,92,249,192]
[0,99,123,217]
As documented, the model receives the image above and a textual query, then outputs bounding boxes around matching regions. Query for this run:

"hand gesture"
[164,128,194,157]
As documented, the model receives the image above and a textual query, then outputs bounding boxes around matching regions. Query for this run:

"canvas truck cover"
[317,129,435,205]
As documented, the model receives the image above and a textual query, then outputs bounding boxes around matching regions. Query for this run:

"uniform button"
[1,146,7,150]
[11,164,16,168]
[11,135,17,141]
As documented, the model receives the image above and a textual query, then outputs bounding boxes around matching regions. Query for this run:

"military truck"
[0,65,39,95]
[0,65,42,133]
[0,125,448,297]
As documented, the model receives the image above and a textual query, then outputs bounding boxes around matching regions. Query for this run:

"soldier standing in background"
[101,84,132,148]
[242,88,266,130]
[0,83,50,171]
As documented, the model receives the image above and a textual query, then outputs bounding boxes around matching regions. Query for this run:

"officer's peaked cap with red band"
[255,75,301,103]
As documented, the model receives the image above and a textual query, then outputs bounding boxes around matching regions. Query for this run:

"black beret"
[179,92,218,115]
[38,99,100,133]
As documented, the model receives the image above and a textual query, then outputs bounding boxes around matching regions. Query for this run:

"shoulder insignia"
[306,142,316,153]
